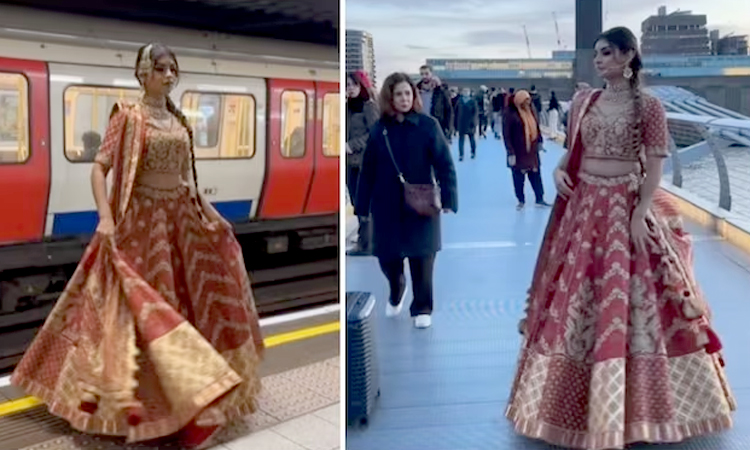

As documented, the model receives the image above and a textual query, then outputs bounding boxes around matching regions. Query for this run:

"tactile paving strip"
[10,356,339,450]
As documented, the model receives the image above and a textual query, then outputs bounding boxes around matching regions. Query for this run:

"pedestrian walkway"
[345,135,750,450]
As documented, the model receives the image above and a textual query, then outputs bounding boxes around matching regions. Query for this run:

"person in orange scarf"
[502,90,550,210]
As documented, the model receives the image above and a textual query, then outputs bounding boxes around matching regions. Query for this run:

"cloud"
[346,0,576,31]
[346,0,750,81]
[462,29,524,47]
[348,0,568,15]
[461,22,565,49]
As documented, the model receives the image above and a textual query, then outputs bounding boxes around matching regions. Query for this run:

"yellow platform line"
[265,321,340,348]
[0,396,42,417]
[0,320,340,418]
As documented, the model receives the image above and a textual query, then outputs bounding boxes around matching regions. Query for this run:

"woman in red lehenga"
[11,43,264,449]
[506,27,736,450]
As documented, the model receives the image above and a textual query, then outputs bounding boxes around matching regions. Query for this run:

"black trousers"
[346,164,371,249]
[512,168,544,204]
[458,132,476,158]
[378,255,435,316]
[478,114,488,134]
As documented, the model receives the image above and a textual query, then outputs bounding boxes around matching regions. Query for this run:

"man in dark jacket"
[417,64,454,139]
[456,88,478,161]
[529,85,543,115]
[449,86,460,139]
[474,86,490,138]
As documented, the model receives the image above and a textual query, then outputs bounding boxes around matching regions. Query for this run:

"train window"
[63,86,141,162]
[322,93,340,157]
[281,91,306,158]
[181,92,256,159]
[0,73,29,164]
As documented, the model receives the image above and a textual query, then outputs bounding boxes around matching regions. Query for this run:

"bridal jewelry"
[601,83,632,103]
[142,95,170,121]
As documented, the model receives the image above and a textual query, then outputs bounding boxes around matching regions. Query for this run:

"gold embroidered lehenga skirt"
[11,184,263,447]
[506,173,736,450]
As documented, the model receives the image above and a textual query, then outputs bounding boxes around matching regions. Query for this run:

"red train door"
[0,58,50,245]
[303,82,340,215]
[258,79,315,218]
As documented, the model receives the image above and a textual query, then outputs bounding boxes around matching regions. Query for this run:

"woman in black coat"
[503,90,550,210]
[354,72,458,329]
[346,70,379,255]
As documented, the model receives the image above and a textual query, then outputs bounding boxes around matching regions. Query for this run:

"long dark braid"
[165,97,201,207]
[629,54,645,173]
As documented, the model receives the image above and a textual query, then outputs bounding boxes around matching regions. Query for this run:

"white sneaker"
[414,314,432,329]
[385,286,407,318]
[385,301,403,318]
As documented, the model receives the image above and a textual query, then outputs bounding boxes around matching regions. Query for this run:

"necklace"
[600,82,633,103]
[141,95,170,120]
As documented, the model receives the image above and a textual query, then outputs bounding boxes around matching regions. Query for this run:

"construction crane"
[522,24,532,58]
[552,12,564,49]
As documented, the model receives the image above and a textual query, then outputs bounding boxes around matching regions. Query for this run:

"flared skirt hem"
[12,369,245,443]
[505,405,732,450]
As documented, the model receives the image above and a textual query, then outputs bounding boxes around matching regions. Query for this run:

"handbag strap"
[382,128,406,184]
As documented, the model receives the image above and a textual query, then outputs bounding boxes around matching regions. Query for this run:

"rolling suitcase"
[346,291,380,426]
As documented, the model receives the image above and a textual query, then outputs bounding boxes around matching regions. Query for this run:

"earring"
[623,67,633,79]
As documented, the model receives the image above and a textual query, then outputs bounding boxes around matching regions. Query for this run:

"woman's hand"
[202,205,233,232]
[631,210,658,254]
[508,155,516,167]
[96,217,115,236]
[554,168,574,198]
[206,217,233,232]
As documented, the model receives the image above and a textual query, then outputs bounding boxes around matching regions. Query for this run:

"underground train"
[0,7,340,319]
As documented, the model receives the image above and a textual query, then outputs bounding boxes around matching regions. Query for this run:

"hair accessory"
[136,43,154,85]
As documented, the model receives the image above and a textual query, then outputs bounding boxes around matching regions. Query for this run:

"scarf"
[514,90,538,152]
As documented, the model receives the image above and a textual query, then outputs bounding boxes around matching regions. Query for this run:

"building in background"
[345,29,376,86]
[715,34,749,56]
[420,6,750,115]
[641,6,711,56]
[426,54,750,116]
[552,50,575,61]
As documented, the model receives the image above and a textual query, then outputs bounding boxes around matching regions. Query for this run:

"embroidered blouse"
[138,119,190,178]
[95,115,190,178]
[580,92,670,161]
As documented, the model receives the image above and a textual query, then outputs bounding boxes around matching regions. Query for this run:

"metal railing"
[663,113,750,224]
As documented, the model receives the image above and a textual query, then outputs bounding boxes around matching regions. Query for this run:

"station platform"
[0,307,340,450]
[345,136,750,450]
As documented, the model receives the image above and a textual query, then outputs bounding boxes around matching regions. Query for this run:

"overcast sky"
[346,0,750,78]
